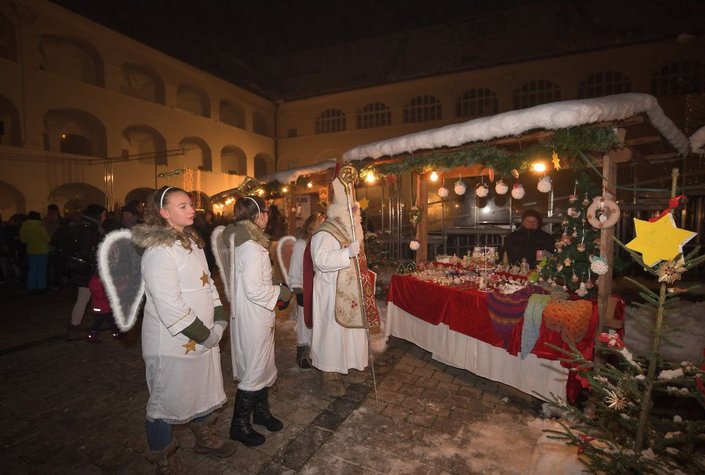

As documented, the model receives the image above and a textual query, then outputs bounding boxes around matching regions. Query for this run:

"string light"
[364,170,377,184]
[307,182,313,188]
[531,161,547,173]
[282,186,289,193]
[429,171,439,182]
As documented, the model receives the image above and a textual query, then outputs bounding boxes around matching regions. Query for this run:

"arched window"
[39,35,103,86]
[220,101,246,129]
[513,80,561,109]
[455,88,498,118]
[357,102,391,129]
[44,109,107,157]
[178,137,212,171]
[176,84,210,117]
[0,11,17,61]
[120,64,165,104]
[252,112,269,136]
[254,154,270,179]
[122,126,167,165]
[651,61,705,97]
[403,95,442,123]
[578,70,631,99]
[221,146,247,175]
[315,109,346,134]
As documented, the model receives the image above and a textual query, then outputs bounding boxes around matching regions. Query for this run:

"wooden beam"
[597,152,617,352]
[415,173,429,264]
[625,135,662,146]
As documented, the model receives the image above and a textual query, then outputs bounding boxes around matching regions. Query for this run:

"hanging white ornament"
[511,183,525,199]
[437,186,449,199]
[537,176,552,193]
[575,282,588,297]
[590,255,609,275]
[586,194,620,229]
[409,240,420,251]
[495,179,508,195]
[475,182,489,198]
[454,179,467,195]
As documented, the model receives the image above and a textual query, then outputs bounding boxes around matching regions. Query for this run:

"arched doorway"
[48,183,105,220]
[0,180,26,218]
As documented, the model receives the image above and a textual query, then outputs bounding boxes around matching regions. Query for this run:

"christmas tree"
[540,175,602,297]
[545,169,705,473]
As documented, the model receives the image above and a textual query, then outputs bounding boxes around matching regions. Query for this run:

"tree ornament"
[656,260,687,284]
[537,175,552,193]
[587,194,620,229]
[437,186,449,199]
[625,214,697,267]
[475,182,489,198]
[582,193,591,207]
[575,282,588,297]
[605,389,627,411]
[454,179,467,195]
[408,205,421,227]
[495,179,508,195]
[590,255,609,275]
[511,183,525,199]
[511,169,520,179]
[409,240,420,251]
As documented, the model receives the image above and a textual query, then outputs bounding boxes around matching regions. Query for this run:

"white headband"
[245,196,261,216]
[159,187,174,208]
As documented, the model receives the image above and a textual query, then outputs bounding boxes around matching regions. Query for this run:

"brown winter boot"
[347,368,367,384]
[320,371,345,397]
[189,413,237,458]
[146,439,183,474]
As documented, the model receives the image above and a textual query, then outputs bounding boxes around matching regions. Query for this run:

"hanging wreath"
[587,194,620,229]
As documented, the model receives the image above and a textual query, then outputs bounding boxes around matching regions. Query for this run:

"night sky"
[51,0,535,84]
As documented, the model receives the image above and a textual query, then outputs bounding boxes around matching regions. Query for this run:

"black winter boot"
[229,389,265,446]
[253,387,283,432]
[296,345,312,369]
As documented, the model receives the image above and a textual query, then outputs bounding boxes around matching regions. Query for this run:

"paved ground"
[0,282,545,474]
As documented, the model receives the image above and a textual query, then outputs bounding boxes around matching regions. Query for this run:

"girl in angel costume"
[222,196,292,447]
[130,186,236,472]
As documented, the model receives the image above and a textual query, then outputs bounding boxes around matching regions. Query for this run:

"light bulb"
[430,171,439,182]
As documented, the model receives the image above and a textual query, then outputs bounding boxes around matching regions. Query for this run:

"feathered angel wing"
[211,225,231,302]
[276,235,296,286]
[97,229,144,331]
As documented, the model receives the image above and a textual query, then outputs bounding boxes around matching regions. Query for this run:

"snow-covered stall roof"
[690,125,705,155]
[343,93,689,161]
[259,159,337,184]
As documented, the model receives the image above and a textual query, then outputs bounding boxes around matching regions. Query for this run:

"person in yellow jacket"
[19,211,50,291]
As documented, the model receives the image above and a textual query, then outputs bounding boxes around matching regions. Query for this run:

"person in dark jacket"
[64,204,106,341]
[503,209,555,268]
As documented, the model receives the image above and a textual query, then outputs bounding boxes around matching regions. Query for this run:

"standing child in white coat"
[132,186,235,473]
[223,196,292,447]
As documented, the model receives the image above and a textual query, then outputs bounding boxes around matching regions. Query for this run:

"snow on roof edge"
[342,93,690,161]
[690,125,705,155]
[260,159,337,184]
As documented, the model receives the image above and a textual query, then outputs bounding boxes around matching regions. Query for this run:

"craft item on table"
[542,299,593,344]
[625,213,697,267]
[487,286,542,349]
[511,183,525,199]
[521,293,552,359]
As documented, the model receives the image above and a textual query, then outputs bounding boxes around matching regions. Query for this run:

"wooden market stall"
[342,93,692,400]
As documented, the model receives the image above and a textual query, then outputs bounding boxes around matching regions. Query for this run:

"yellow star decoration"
[183,339,196,354]
[551,151,561,171]
[625,214,696,267]
[200,271,209,286]
[358,197,369,210]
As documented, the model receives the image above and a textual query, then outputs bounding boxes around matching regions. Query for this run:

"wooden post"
[597,152,617,345]
[286,193,296,236]
[415,173,428,264]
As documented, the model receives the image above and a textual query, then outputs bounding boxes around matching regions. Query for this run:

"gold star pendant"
[551,151,561,171]
[200,271,209,286]
[625,214,696,267]
[183,339,196,354]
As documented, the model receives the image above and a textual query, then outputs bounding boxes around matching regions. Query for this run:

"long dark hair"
[143,186,204,250]
[233,195,266,223]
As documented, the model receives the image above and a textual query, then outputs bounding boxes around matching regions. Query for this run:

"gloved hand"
[292,287,304,306]
[201,321,226,349]
[347,240,361,258]
[277,284,292,310]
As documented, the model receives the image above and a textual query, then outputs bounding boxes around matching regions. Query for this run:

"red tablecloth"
[387,274,608,363]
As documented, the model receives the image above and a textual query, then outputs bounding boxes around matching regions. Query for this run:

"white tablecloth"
[385,301,568,401]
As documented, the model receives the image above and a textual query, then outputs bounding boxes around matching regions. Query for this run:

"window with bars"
[455,88,498,118]
[403,95,442,123]
[357,102,391,129]
[651,60,705,97]
[315,108,346,134]
[578,70,632,98]
[512,79,561,109]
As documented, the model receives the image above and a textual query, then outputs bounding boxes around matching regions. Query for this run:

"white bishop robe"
[141,241,226,424]
[310,231,368,373]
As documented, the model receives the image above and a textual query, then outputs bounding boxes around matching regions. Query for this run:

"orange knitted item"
[542,299,593,343]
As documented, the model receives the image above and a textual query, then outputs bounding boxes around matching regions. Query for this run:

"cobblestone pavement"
[0,284,543,474]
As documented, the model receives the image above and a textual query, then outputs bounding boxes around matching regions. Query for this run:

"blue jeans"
[26,253,48,290]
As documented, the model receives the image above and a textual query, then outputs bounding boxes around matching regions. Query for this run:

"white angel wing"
[97,229,145,331]
[211,225,236,304]
[276,235,297,286]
